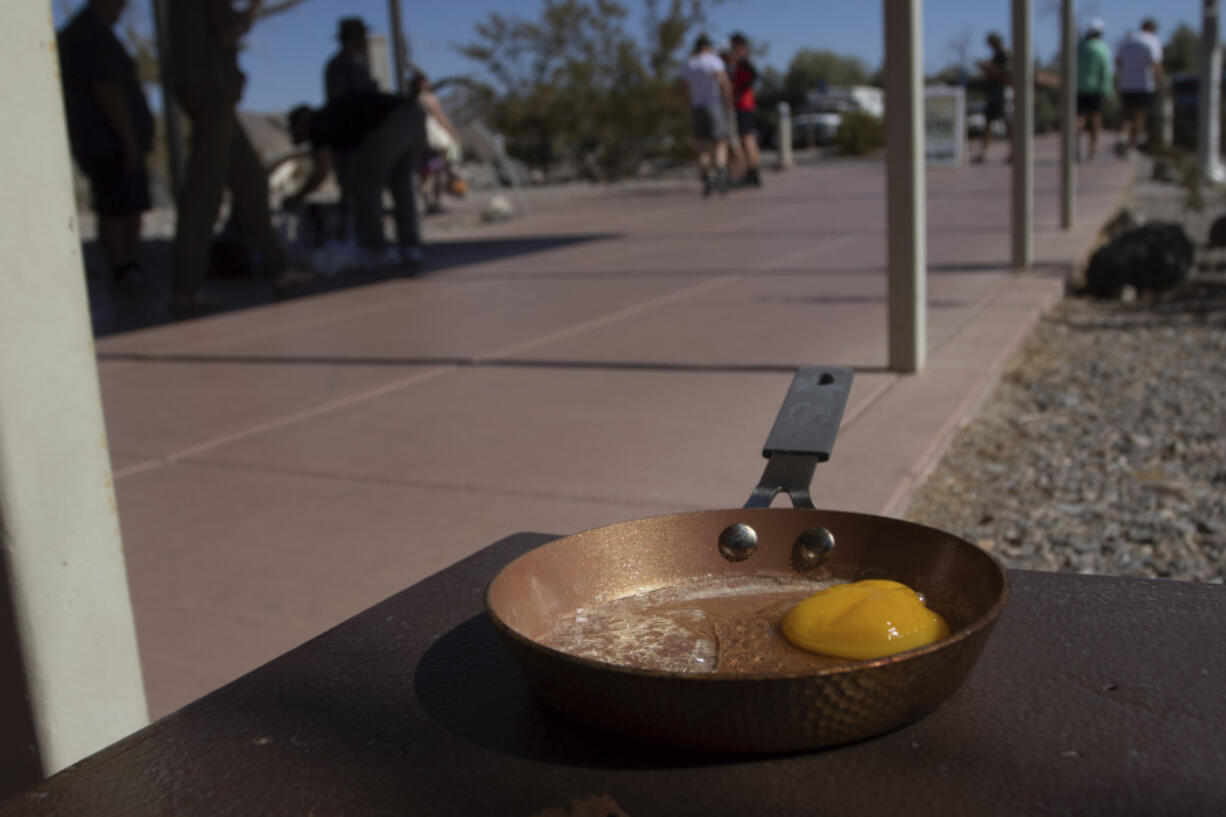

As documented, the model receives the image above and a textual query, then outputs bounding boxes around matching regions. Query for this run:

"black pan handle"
[745,366,853,509]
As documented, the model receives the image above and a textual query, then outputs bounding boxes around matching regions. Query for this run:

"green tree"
[458,0,716,180]
[1164,23,1200,76]
[782,49,870,105]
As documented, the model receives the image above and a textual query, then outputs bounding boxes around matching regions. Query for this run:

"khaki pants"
[350,101,426,249]
[170,92,284,296]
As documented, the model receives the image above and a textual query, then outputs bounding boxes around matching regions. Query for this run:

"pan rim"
[484,508,1011,683]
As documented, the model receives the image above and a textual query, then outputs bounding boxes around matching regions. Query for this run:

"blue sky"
[57,1,1216,112]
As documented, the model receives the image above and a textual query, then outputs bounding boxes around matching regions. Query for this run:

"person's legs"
[353,102,427,250]
[691,105,716,193]
[1132,109,1147,149]
[332,149,357,238]
[742,132,761,180]
[1087,112,1102,159]
[97,215,132,270]
[83,154,148,283]
[388,148,421,249]
[350,142,385,248]
[170,95,236,303]
[124,210,142,259]
[736,109,761,184]
[696,142,712,173]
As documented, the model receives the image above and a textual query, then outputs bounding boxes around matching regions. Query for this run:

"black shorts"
[735,109,757,138]
[1076,93,1103,115]
[77,153,151,217]
[690,104,728,141]
[985,95,1006,123]
[1120,91,1156,115]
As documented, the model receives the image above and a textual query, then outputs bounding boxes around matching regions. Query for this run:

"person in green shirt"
[1076,18,1114,161]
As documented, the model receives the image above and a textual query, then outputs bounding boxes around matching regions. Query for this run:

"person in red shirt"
[729,32,761,187]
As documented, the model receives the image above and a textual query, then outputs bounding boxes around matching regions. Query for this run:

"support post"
[0,4,147,781]
[1012,0,1034,267]
[1059,0,1075,229]
[777,101,793,169]
[884,0,926,373]
[1199,0,1223,183]
[388,0,408,94]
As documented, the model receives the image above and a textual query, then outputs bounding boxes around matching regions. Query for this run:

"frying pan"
[486,367,1008,753]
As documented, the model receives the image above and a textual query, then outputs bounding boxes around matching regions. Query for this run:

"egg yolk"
[781,579,950,660]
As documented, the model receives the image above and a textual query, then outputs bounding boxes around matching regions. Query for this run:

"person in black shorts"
[1075,18,1113,160]
[58,0,154,287]
[973,32,1011,164]
[729,32,762,187]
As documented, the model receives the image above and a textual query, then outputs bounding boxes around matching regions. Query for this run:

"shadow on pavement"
[87,233,620,338]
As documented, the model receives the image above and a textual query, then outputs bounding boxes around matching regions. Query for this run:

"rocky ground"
[906,160,1226,582]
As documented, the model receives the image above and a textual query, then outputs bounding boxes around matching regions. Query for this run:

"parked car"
[791,111,843,146]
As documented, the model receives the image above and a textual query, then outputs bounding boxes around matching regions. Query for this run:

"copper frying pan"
[485,367,1008,753]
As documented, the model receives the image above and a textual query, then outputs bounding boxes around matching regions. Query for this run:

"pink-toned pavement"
[97,137,1133,718]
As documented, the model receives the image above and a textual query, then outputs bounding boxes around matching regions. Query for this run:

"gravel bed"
[906,169,1226,582]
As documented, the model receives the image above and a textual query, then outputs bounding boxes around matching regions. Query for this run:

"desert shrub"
[834,111,885,156]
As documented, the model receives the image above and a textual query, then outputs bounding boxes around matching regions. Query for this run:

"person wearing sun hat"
[325,17,377,102]
[1076,17,1113,161]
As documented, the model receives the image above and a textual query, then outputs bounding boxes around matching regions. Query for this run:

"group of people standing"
[973,17,1166,165]
[58,0,445,319]
[1076,17,1164,161]
[679,32,762,197]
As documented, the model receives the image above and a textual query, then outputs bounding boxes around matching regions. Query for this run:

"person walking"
[973,32,1011,164]
[286,92,428,270]
[679,35,733,197]
[1076,17,1114,161]
[58,0,154,288]
[728,32,762,187]
[1115,18,1164,155]
[166,0,309,317]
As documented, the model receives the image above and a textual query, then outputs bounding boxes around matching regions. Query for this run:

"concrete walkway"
[95,138,1134,717]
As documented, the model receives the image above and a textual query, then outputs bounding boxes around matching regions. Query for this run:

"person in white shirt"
[1115,18,1164,153]
[678,35,733,196]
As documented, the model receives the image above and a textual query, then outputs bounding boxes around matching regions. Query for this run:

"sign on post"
[924,86,965,165]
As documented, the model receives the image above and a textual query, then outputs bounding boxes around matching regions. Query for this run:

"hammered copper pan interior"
[485,368,1009,753]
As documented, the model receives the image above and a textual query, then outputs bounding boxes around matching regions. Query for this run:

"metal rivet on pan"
[792,526,836,570]
[718,523,758,562]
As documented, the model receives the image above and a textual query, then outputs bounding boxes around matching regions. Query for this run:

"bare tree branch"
[253,0,312,22]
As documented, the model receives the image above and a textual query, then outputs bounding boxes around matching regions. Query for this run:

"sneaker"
[746,168,762,187]
[272,269,314,298]
[358,245,401,270]
[168,291,222,319]
[400,245,424,272]
[111,263,150,289]
[715,168,729,195]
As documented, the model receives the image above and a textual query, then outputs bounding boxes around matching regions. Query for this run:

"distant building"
[367,34,392,92]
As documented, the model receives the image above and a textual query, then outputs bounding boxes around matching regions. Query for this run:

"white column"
[1059,0,1075,229]
[1012,0,1034,267]
[0,5,147,774]
[777,101,794,169]
[885,0,926,373]
[1199,0,1224,183]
